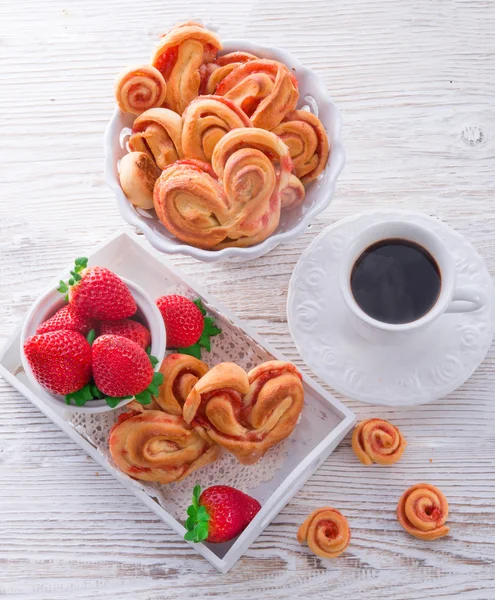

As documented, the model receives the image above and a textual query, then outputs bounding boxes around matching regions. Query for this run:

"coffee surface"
[350,238,441,324]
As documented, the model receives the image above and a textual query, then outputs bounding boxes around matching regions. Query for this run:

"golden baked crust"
[108,410,220,484]
[397,483,450,540]
[129,107,183,170]
[297,507,350,558]
[183,360,304,465]
[201,52,258,95]
[156,353,209,416]
[216,59,299,130]
[182,95,252,162]
[280,174,305,210]
[352,418,406,466]
[115,65,167,115]
[151,22,222,114]
[272,110,329,184]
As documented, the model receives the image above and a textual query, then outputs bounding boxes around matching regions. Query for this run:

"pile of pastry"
[109,354,305,484]
[115,21,329,250]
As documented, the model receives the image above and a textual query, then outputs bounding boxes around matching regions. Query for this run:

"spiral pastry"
[156,353,209,416]
[109,410,220,484]
[352,418,406,466]
[115,65,167,115]
[153,159,232,249]
[272,110,329,184]
[397,483,450,540]
[182,95,253,162]
[201,52,258,95]
[129,108,183,170]
[211,128,293,247]
[215,59,299,130]
[297,507,351,558]
[280,174,305,210]
[119,151,162,209]
[183,360,304,465]
[151,22,222,114]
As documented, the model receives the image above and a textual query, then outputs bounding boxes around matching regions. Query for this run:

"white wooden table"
[1,1,494,598]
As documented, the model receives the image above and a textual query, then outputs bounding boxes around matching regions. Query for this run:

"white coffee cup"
[338,220,486,343]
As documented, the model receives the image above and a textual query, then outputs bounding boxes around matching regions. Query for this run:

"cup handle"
[446,285,486,314]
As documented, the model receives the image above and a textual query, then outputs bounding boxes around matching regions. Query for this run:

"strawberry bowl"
[20,277,166,414]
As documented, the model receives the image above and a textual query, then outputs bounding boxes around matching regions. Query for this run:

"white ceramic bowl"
[104,40,345,262]
[20,277,166,413]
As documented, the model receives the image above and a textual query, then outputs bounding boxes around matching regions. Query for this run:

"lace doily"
[68,284,290,520]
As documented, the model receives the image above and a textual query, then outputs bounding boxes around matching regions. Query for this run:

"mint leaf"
[178,344,202,359]
[193,298,207,316]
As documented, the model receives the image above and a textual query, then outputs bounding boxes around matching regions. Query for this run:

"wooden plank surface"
[1,0,494,598]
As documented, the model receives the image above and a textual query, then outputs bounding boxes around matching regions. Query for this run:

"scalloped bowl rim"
[104,39,345,262]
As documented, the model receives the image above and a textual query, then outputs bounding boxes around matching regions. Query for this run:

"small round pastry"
[280,174,305,210]
[215,59,299,130]
[156,353,209,416]
[153,159,232,249]
[397,483,450,541]
[297,507,351,558]
[352,418,406,466]
[119,152,162,209]
[129,108,183,170]
[115,65,167,115]
[272,110,329,184]
[201,51,258,95]
[183,360,304,465]
[151,22,222,114]
[182,95,252,162]
[109,410,220,484]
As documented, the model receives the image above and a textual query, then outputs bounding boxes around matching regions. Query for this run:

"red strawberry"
[156,295,204,348]
[184,485,261,544]
[36,304,96,336]
[99,319,151,349]
[92,334,154,397]
[59,258,136,320]
[23,331,92,395]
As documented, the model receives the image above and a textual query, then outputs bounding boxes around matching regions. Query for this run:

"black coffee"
[350,238,441,324]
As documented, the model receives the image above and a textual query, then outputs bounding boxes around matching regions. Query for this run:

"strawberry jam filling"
[154,46,178,78]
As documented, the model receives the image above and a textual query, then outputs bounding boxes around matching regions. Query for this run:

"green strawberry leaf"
[197,316,222,353]
[149,355,159,368]
[145,346,151,355]
[152,371,164,386]
[135,390,152,405]
[187,505,198,518]
[197,505,210,522]
[193,298,207,316]
[105,397,123,409]
[90,384,103,399]
[185,516,196,530]
[75,257,88,268]
[57,280,68,294]
[147,383,159,397]
[184,530,197,542]
[178,344,202,359]
[65,383,94,407]
[195,522,209,542]
[68,277,75,286]
[86,329,96,345]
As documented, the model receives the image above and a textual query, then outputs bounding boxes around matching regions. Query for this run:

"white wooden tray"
[0,230,355,573]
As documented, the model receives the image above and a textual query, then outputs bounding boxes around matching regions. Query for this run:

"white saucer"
[287,210,495,406]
